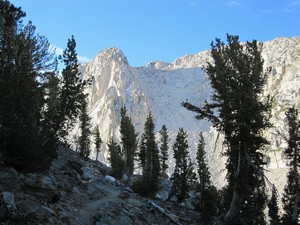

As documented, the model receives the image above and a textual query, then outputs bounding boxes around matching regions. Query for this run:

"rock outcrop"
[0,144,201,225]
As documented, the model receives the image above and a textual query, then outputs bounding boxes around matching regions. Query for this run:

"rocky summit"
[0,144,201,225]
[72,36,300,193]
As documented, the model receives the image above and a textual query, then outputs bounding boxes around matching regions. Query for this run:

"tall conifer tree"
[139,135,147,175]
[183,34,270,224]
[138,112,160,196]
[42,71,61,139]
[58,35,90,140]
[0,1,56,171]
[196,133,219,224]
[282,107,300,225]
[93,126,102,161]
[107,138,124,179]
[169,128,195,202]
[196,132,211,191]
[159,124,170,177]
[78,98,91,158]
[120,105,138,175]
[268,185,281,225]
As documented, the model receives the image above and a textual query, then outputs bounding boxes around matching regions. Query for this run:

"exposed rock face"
[74,37,300,192]
[260,37,300,194]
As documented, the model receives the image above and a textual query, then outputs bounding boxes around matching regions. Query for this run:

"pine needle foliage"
[93,126,102,161]
[137,112,160,196]
[169,128,195,203]
[268,184,281,225]
[282,107,300,225]
[108,138,124,179]
[159,124,170,177]
[182,34,271,224]
[0,0,57,171]
[120,105,138,175]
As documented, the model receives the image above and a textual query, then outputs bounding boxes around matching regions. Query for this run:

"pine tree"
[78,98,91,158]
[138,134,147,175]
[195,132,219,224]
[93,126,102,161]
[58,35,90,140]
[242,184,268,225]
[196,132,211,191]
[268,185,281,225]
[159,124,170,177]
[282,107,300,225]
[0,1,56,171]
[138,112,160,196]
[282,171,299,225]
[120,105,138,175]
[182,34,270,224]
[41,71,61,140]
[107,138,124,179]
[169,128,195,203]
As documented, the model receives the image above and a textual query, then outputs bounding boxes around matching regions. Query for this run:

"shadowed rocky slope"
[0,145,201,225]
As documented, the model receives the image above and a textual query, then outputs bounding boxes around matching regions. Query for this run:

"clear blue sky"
[11,0,300,66]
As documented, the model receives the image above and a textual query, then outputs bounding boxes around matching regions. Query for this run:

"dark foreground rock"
[0,145,201,225]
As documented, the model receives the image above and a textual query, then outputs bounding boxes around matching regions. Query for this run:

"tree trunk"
[224,144,248,224]
[224,184,244,224]
[292,190,299,222]
[96,150,99,161]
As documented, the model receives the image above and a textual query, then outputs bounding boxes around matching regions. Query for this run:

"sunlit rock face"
[73,36,300,191]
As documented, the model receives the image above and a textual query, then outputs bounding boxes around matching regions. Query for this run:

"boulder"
[105,175,116,183]
[156,178,172,201]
